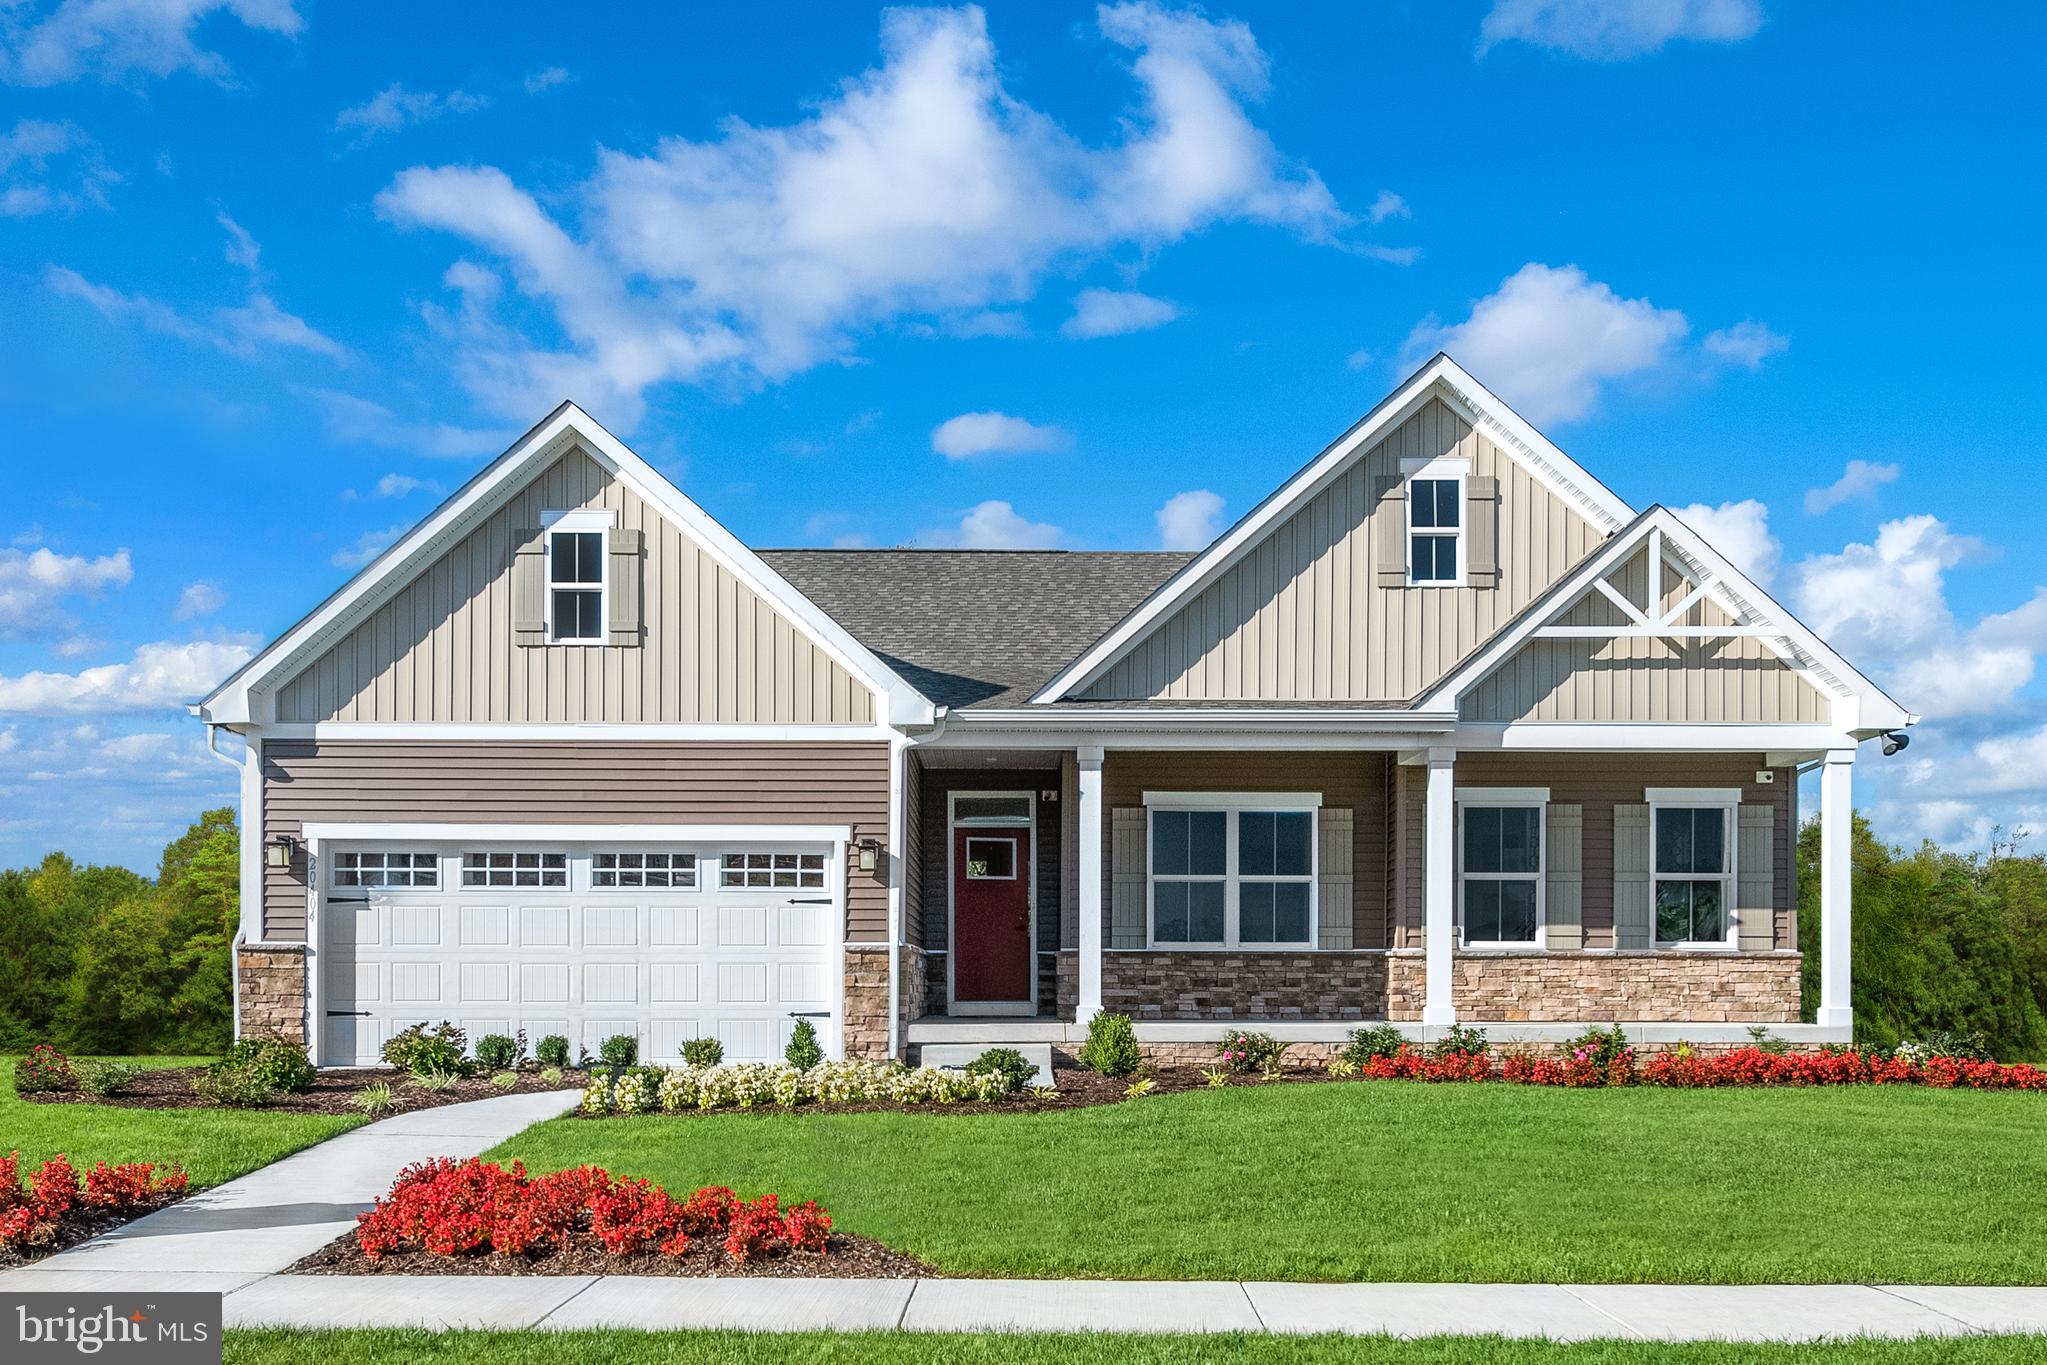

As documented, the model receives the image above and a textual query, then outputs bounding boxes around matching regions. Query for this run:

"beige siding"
[1460,547,1831,723]
[260,740,890,942]
[1081,399,1604,702]
[276,446,875,725]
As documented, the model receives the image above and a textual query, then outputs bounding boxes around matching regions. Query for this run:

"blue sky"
[3,0,2044,872]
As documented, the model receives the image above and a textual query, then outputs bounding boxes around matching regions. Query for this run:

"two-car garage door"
[318,840,839,1067]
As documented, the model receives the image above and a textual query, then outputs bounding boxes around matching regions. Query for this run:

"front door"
[952,823,1032,1008]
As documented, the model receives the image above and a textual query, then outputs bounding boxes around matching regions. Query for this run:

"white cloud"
[372,472,435,498]
[1404,263,1689,425]
[1803,458,1900,516]
[301,388,505,460]
[0,543,132,635]
[335,83,490,143]
[1673,498,1779,587]
[374,4,1343,424]
[1791,514,1982,667]
[0,0,304,86]
[930,411,1072,460]
[46,264,346,361]
[1344,347,1374,372]
[1478,0,1763,60]
[217,210,260,273]
[1156,489,1224,550]
[0,638,253,714]
[172,580,224,619]
[1061,288,1182,339]
[524,65,572,94]
[1365,190,1408,223]
[0,116,116,215]
[915,500,1062,549]
[1702,319,1788,369]
[332,524,407,569]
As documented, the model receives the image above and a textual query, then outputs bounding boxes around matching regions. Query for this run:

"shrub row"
[0,1152,189,1248]
[355,1157,829,1264]
[583,1059,1017,1115]
[1349,1043,2047,1090]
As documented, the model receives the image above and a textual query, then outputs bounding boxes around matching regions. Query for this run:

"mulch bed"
[20,1066,588,1117]
[289,1231,936,1279]
[0,1194,190,1269]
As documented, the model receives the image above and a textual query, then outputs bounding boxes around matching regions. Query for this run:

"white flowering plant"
[581,1057,1017,1115]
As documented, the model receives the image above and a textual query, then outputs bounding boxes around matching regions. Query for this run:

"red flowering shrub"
[354,1158,833,1265]
[1351,1041,2047,1092]
[12,1045,72,1094]
[0,1152,188,1250]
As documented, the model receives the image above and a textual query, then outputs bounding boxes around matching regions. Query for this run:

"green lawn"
[2,1055,361,1189]
[223,1331,2047,1365]
[488,1083,2047,1284]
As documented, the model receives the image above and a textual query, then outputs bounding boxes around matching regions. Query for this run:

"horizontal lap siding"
[261,740,890,942]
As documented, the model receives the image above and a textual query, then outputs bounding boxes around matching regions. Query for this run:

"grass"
[488,1082,2047,1284]
[2,1054,361,1189]
[222,1331,2047,1365]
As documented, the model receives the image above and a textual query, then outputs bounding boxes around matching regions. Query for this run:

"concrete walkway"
[1,1088,574,1287]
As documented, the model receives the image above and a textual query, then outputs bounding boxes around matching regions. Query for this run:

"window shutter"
[1374,476,1407,588]
[608,527,644,646]
[1737,805,1775,950]
[1318,808,1353,950]
[1545,803,1583,950]
[512,528,546,646]
[1466,474,1499,588]
[1110,808,1146,949]
[1614,804,1652,949]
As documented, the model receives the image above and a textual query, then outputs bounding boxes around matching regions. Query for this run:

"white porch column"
[1422,746,1457,1027]
[1076,745,1106,1024]
[1818,746,1856,1030]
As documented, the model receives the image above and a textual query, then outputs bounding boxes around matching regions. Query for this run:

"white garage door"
[318,841,838,1067]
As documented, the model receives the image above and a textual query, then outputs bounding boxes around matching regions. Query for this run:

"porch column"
[1422,746,1456,1027]
[1076,745,1106,1024]
[1818,747,1855,1030]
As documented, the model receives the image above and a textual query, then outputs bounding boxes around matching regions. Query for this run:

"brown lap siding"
[260,740,891,942]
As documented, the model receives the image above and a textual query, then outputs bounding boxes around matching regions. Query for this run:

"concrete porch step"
[916,1042,1056,1088]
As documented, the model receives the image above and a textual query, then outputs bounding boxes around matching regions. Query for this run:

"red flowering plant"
[0,1151,188,1251]
[12,1045,73,1094]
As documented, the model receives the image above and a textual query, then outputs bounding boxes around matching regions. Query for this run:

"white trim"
[1818,748,1854,1028]
[1143,804,1318,951]
[1454,722,1857,751]
[945,789,1038,1013]
[1030,355,1636,703]
[907,1017,1853,1046]
[1455,786,1549,804]
[199,401,935,729]
[542,519,608,646]
[1457,797,1546,951]
[262,721,896,743]
[1647,795,1740,951]
[886,731,909,1060]
[1076,747,1105,1022]
[1404,461,1467,588]
[1644,787,1743,805]
[1140,790,1323,809]
[300,821,854,845]
[963,836,1021,880]
[542,507,615,530]
[1422,750,1456,1025]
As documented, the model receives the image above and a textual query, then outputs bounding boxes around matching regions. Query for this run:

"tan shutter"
[512,527,547,646]
[1545,803,1583,950]
[1318,808,1353,950]
[1614,804,1652,948]
[1466,474,1499,588]
[608,527,644,646]
[1374,476,1407,588]
[1110,807,1146,949]
[1737,805,1775,950]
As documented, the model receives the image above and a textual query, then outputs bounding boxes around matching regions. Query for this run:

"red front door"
[954,825,1032,1004]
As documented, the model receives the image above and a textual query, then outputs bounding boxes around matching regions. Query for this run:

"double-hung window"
[1649,790,1737,947]
[1458,791,1544,946]
[544,511,608,643]
[1147,795,1316,948]
[1402,455,1468,586]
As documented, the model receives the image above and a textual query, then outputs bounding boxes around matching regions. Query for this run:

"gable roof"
[762,549,1190,710]
[197,402,936,728]
[1029,353,1637,703]
[1415,504,1917,735]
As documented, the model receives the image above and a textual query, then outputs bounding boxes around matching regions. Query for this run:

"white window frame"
[720,850,827,890]
[1402,454,1469,588]
[1455,787,1547,950]
[330,850,439,890]
[542,508,613,646]
[1141,791,1320,950]
[1646,787,1740,950]
[963,835,1019,881]
[590,850,698,889]
[460,849,570,889]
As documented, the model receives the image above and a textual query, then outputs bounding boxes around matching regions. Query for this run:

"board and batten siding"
[1460,547,1831,724]
[260,740,891,942]
[1391,752,1794,950]
[1080,399,1604,703]
[275,446,875,725]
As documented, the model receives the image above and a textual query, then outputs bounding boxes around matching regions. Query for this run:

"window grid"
[592,851,697,888]
[1653,805,1734,946]
[1149,808,1314,948]
[461,851,568,888]
[721,851,827,889]
[547,527,604,642]
[1459,805,1543,946]
[1408,476,1462,585]
[332,851,438,889]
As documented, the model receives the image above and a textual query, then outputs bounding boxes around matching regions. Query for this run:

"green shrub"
[965,1047,1036,1092]
[192,1064,276,1108]
[1341,1024,1408,1066]
[382,1022,471,1078]
[1429,1024,1490,1059]
[217,1038,315,1093]
[13,1044,74,1093]
[474,1033,522,1070]
[680,1036,723,1067]
[535,1034,571,1069]
[410,1069,462,1092]
[1566,1025,1630,1069]
[75,1058,146,1097]
[489,1070,519,1091]
[784,1019,825,1070]
[1895,1029,1991,1062]
[1218,1029,1285,1075]
[352,1082,394,1117]
[1078,1012,1141,1078]
[598,1034,639,1068]
[538,1066,564,1086]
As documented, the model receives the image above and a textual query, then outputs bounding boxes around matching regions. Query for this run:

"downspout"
[887,707,949,1061]
[204,725,248,1041]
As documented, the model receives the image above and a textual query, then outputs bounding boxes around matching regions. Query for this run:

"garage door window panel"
[594,852,697,888]
[721,851,825,889]
[333,851,438,889]
[462,851,568,888]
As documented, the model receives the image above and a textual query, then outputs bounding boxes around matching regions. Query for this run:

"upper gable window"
[1403,454,1468,587]
[544,510,610,644]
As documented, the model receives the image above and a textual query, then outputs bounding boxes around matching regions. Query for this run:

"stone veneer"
[237,944,308,1045]
[842,947,894,1061]
[900,944,931,1037]
[1442,950,1802,1023]
[1102,952,1390,1020]
[1055,950,1078,1022]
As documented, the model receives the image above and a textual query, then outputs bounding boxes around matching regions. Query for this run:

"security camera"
[1880,732,1910,757]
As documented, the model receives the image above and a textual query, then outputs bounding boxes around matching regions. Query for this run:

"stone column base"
[237,943,308,1046]
[842,946,895,1061]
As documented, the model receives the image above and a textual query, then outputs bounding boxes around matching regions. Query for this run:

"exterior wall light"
[265,834,300,869]
[855,838,881,873]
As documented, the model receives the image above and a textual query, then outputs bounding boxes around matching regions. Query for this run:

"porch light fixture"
[264,834,300,869]
[855,838,881,873]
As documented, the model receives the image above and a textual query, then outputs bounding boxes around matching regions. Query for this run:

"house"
[195,355,1915,1067]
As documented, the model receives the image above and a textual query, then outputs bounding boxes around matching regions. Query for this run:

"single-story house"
[195,354,1915,1065]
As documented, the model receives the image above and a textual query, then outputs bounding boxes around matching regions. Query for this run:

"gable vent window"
[1408,477,1462,585]
[547,528,605,642]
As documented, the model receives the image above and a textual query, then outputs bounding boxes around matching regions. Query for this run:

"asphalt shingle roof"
[759,549,1192,709]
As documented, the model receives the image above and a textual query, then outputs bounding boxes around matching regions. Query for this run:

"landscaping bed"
[20,1063,587,1116]
[289,1227,932,1279]
[0,1154,190,1268]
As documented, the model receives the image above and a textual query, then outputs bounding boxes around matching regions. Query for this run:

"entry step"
[917,1042,1055,1088]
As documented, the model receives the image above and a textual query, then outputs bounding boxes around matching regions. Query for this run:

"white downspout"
[887,732,909,1061]
[205,725,256,1041]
